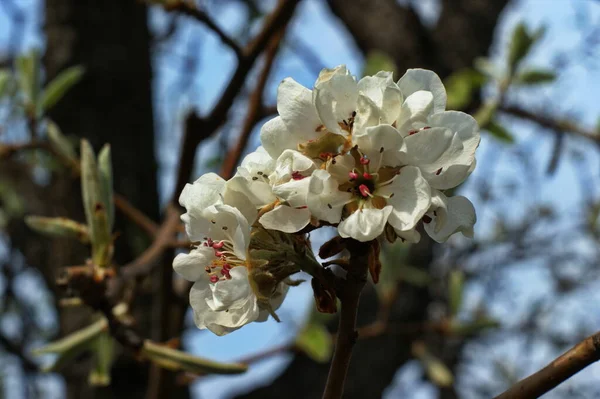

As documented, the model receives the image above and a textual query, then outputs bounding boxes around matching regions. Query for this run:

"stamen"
[252,177,258,181]
[327,203,333,209]
[408,130,418,135]
[210,275,219,283]
[222,264,232,271]
[214,250,224,257]
[363,172,373,179]
[359,184,371,197]
[422,215,432,224]
[359,156,370,165]
[212,241,224,249]
[348,171,358,180]
[291,171,305,180]
[379,147,384,153]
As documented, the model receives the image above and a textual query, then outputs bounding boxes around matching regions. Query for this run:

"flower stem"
[322,240,370,399]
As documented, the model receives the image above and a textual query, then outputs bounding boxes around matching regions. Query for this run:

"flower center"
[200,237,246,283]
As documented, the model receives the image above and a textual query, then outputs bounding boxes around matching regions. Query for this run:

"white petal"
[428,111,480,156]
[353,124,404,166]
[208,267,253,311]
[194,204,250,259]
[313,66,358,135]
[226,175,275,208]
[338,205,393,242]
[357,71,403,124]
[327,153,356,183]
[278,78,322,139]
[397,90,434,130]
[401,127,458,171]
[189,272,260,336]
[179,173,224,212]
[352,94,381,136]
[222,182,261,224]
[394,227,421,243]
[173,246,215,282]
[270,149,315,186]
[378,166,431,231]
[260,116,298,159]
[424,195,476,243]
[398,69,446,114]
[259,205,311,233]
[307,169,353,223]
[272,177,311,208]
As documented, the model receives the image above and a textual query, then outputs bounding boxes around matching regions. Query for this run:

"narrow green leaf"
[97,144,114,231]
[25,215,89,243]
[448,317,501,336]
[41,65,85,111]
[89,332,113,386]
[31,318,107,372]
[141,340,247,375]
[508,23,533,72]
[47,121,77,163]
[487,120,515,143]
[448,270,464,317]
[15,50,41,116]
[412,342,454,387]
[474,57,502,80]
[80,140,112,266]
[0,69,12,98]
[295,323,332,363]
[362,50,397,78]
[514,69,556,85]
[444,68,486,110]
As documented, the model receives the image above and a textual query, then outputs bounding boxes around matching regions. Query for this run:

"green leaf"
[448,317,501,336]
[47,121,78,163]
[412,342,454,387]
[507,23,545,73]
[89,332,113,386]
[80,140,112,266]
[474,57,502,80]
[444,68,486,110]
[15,50,41,116]
[508,23,533,72]
[97,144,114,231]
[487,120,515,143]
[41,65,85,111]
[362,50,397,78]
[514,69,556,85]
[32,318,107,372]
[25,216,89,243]
[141,340,247,375]
[0,69,12,98]
[295,323,332,363]
[448,270,464,317]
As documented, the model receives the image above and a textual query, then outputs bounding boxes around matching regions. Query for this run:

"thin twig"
[323,240,370,399]
[500,105,600,144]
[166,1,242,58]
[220,24,285,178]
[494,331,600,399]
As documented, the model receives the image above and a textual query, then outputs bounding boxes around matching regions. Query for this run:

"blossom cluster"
[173,66,479,335]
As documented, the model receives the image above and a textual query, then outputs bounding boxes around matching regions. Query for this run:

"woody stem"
[322,240,369,399]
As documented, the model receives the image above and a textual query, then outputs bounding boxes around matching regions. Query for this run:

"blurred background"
[1,0,600,398]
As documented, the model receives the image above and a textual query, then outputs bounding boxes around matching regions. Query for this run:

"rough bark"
[237,1,510,398]
[18,0,164,397]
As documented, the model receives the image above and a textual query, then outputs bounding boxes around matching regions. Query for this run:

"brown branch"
[494,331,600,399]
[118,205,180,281]
[500,105,600,144]
[323,240,369,399]
[220,24,285,179]
[165,1,242,58]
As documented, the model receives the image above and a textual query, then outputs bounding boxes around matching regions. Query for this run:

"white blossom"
[175,180,287,335]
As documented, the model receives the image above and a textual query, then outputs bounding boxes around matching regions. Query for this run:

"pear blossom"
[175,180,287,336]
[261,65,479,242]
[308,124,431,242]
